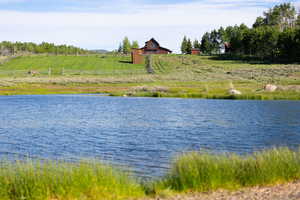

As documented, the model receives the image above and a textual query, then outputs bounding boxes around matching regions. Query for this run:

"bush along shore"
[1,147,300,200]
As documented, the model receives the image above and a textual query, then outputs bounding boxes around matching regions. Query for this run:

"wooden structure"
[131,49,144,65]
[140,38,172,55]
[224,42,231,53]
[191,48,201,55]
[132,38,172,64]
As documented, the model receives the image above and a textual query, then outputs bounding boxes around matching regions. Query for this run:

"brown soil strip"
[147,181,300,200]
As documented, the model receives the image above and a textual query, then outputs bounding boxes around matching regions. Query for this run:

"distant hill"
[90,49,110,54]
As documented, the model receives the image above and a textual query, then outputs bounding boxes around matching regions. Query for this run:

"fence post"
[48,67,51,76]
[62,67,65,76]
[145,55,154,74]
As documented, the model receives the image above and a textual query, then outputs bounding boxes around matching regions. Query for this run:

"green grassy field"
[1,148,300,200]
[0,54,299,99]
[0,55,145,76]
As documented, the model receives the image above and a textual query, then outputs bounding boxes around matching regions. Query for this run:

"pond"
[0,95,300,177]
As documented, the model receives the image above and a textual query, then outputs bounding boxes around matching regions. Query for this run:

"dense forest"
[182,3,300,62]
[0,41,88,56]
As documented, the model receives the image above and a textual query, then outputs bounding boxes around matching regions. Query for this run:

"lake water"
[0,95,300,177]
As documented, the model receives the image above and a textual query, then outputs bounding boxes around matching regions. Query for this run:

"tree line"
[181,36,201,54]
[0,41,88,56]
[181,3,300,62]
[117,37,139,54]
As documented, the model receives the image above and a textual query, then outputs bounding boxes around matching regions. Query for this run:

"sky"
[0,0,299,52]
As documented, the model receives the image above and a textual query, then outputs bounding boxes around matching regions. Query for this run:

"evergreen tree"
[200,32,212,54]
[195,3,300,61]
[186,39,192,54]
[218,27,226,43]
[122,37,131,54]
[210,29,221,54]
[181,36,188,54]
[117,43,122,53]
[193,39,201,49]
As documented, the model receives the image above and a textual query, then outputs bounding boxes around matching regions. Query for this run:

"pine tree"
[181,36,188,54]
[117,43,122,53]
[193,39,201,49]
[122,37,131,54]
[186,39,192,54]
[200,32,212,54]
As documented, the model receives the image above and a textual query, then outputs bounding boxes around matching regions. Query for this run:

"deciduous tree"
[122,37,131,54]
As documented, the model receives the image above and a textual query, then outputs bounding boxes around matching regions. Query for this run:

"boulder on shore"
[264,84,277,92]
[229,89,242,95]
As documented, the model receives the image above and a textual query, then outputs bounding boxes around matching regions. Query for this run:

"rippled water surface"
[0,95,300,177]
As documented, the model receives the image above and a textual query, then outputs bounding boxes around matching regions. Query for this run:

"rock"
[264,84,277,92]
[229,89,242,95]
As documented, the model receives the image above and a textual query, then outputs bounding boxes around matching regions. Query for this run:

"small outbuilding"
[191,48,201,55]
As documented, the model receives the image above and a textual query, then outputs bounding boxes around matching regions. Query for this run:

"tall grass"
[0,160,144,200]
[1,148,300,199]
[159,148,300,192]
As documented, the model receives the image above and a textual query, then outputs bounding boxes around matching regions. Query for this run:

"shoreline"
[0,88,299,101]
[1,148,300,200]
[0,80,299,100]
[144,181,300,200]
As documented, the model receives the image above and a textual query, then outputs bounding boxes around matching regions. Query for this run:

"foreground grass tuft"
[1,148,300,199]
[159,147,300,193]
[0,160,144,200]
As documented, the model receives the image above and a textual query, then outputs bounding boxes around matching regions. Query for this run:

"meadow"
[1,148,300,200]
[0,54,299,99]
[0,54,145,76]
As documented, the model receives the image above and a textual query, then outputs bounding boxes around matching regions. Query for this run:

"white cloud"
[0,0,298,51]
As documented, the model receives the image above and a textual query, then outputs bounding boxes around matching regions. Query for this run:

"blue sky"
[0,0,297,12]
[0,0,299,51]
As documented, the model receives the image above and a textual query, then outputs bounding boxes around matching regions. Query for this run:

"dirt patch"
[278,85,300,91]
[145,181,300,200]
[125,86,170,96]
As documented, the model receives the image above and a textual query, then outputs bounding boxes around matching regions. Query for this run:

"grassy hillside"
[0,54,299,99]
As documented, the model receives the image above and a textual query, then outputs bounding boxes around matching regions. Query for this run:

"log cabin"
[140,38,172,55]
[132,38,172,64]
